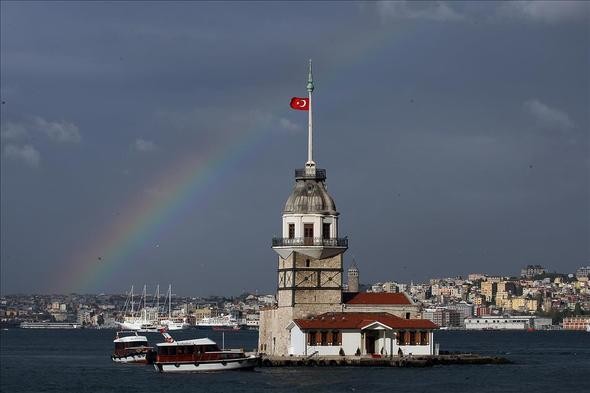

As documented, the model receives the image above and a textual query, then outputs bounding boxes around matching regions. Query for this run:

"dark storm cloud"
[1,1,588,294]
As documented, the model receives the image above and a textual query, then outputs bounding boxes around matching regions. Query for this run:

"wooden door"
[365,333,376,354]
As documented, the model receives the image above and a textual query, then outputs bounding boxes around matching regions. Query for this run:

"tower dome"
[283,170,338,215]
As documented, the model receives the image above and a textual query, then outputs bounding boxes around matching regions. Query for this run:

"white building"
[287,312,437,357]
[465,316,539,330]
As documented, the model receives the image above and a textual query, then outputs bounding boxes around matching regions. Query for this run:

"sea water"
[1,329,589,393]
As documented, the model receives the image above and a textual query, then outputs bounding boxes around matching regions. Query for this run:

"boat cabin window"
[176,345,194,355]
[159,346,176,355]
[117,341,146,349]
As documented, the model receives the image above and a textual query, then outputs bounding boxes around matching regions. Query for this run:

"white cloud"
[33,117,81,143]
[377,1,463,22]
[279,118,302,133]
[524,99,574,130]
[133,138,157,152]
[0,122,28,140]
[498,1,589,23]
[3,144,41,167]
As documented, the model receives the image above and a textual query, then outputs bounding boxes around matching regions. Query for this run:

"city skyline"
[1,2,589,296]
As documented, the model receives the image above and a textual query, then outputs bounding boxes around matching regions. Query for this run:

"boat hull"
[154,356,258,372]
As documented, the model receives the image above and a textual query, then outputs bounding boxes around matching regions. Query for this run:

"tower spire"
[306,59,315,169]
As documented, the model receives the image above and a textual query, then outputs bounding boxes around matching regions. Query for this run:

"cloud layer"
[3,144,41,167]
[133,138,157,152]
[524,99,574,130]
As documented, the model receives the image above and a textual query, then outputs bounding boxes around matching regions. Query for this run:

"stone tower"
[347,260,359,293]
[258,61,348,356]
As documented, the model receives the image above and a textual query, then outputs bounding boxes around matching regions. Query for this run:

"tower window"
[288,224,295,239]
[304,224,313,245]
[306,259,310,267]
[322,223,330,239]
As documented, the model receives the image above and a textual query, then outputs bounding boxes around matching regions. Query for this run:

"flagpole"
[306,59,315,168]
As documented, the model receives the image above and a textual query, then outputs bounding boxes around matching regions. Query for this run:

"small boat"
[111,331,153,363]
[152,331,259,372]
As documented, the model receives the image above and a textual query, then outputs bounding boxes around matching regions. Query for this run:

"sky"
[1,1,588,296]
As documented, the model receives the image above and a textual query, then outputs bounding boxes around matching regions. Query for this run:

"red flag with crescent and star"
[290,97,309,111]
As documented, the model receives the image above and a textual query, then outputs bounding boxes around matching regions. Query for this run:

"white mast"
[155,284,160,311]
[130,285,134,315]
[168,284,172,319]
[306,59,315,169]
[142,285,147,310]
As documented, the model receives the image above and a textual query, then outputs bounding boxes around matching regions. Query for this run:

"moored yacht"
[152,332,258,372]
[111,331,153,363]
[116,285,189,331]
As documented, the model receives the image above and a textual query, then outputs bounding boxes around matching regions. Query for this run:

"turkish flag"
[290,97,309,111]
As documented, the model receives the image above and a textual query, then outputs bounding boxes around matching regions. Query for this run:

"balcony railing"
[272,237,348,247]
[295,168,326,181]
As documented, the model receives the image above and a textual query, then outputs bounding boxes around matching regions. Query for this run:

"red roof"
[293,312,438,330]
[344,292,412,305]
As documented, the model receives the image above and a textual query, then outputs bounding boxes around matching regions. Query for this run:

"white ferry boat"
[195,315,239,330]
[159,318,189,331]
[111,331,153,363]
[20,322,80,329]
[152,332,258,372]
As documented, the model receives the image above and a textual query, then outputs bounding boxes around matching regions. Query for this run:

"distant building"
[481,281,497,303]
[342,292,421,320]
[474,306,490,316]
[382,282,398,293]
[422,308,461,328]
[347,262,359,293]
[562,317,590,331]
[533,318,553,330]
[468,273,487,281]
[465,316,534,330]
[447,302,474,325]
[575,266,590,279]
[520,265,546,278]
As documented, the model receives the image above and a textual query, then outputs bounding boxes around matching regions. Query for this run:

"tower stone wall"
[259,251,343,356]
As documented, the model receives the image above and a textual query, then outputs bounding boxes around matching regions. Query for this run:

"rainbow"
[57,55,382,293]
[59,124,273,293]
